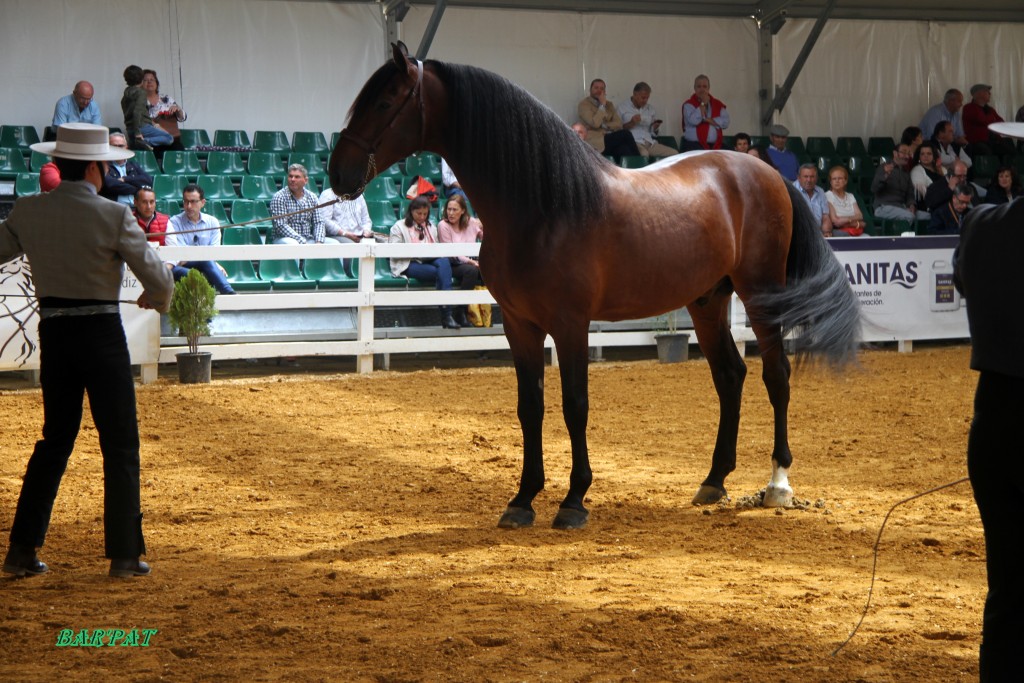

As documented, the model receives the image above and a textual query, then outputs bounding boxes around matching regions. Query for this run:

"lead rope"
[831,475,972,657]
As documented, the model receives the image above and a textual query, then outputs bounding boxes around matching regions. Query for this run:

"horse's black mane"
[428,60,609,231]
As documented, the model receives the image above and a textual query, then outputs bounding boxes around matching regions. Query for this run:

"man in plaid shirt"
[270,164,334,245]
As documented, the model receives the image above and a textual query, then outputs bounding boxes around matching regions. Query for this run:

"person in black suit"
[0,124,173,579]
[100,132,153,205]
[953,122,1024,682]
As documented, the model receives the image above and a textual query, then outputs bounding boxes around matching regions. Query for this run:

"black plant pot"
[176,352,212,384]
[655,333,689,364]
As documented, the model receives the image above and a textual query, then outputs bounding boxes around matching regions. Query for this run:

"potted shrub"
[167,269,218,383]
[654,309,689,364]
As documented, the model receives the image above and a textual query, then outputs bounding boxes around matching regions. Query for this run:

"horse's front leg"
[497,316,548,529]
[549,326,593,530]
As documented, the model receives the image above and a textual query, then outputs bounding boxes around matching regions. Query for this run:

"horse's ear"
[392,42,411,66]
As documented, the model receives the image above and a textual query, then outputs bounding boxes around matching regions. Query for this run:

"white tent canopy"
[1,0,1021,145]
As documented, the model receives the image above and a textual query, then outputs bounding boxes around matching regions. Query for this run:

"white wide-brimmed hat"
[30,123,134,161]
[990,122,1024,140]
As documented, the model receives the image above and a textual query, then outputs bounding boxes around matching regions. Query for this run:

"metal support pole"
[416,0,448,60]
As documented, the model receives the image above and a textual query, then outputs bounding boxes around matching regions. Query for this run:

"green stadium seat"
[213,129,251,148]
[30,150,50,172]
[206,200,230,224]
[0,147,30,179]
[152,174,189,201]
[330,131,341,150]
[253,130,291,159]
[971,154,1001,186]
[656,135,679,151]
[836,137,867,159]
[258,259,316,290]
[206,151,246,177]
[179,128,211,150]
[219,259,271,291]
[15,173,40,196]
[375,258,410,288]
[161,151,202,178]
[287,152,325,180]
[867,137,895,161]
[198,175,240,204]
[134,149,161,176]
[156,199,181,216]
[785,136,806,156]
[619,155,648,169]
[291,131,330,159]
[403,153,442,182]
[247,151,286,177]
[222,226,263,245]
[376,163,404,180]
[363,176,401,205]
[367,199,397,231]
[304,258,358,289]
[806,137,836,157]
[0,125,40,152]
[241,175,278,202]
[230,199,273,234]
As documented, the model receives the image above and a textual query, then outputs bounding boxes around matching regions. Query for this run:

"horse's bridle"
[335,58,426,199]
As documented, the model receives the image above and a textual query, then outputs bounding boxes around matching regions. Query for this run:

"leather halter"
[338,58,425,161]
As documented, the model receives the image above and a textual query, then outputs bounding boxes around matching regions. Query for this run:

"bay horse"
[329,43,860,530]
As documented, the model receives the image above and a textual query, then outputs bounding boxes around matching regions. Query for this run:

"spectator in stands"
[871,143,920,223]
[577,79,640,157]
[437,193,484,327]
[39,161,60,192]
[681,75,729,152]
[120,65,173,151]
[733,133,751,153]
[952,136,1024,679]
[931,120,972,173]
[51,81,101,127]
[618,82,676,158]
[793,164,832,237]
[963,84,1014,157]
[270,164,331,245]
[919,89,968,148]
[389,195,460,329]
[899,127,923,167]
[164,183,235,294]
[570,123,587,141]
[141,70,185,156]
[909,141,945,211]
[440,158,466,199]
[825,165,866,237]
[982,166,1022,205]
[766,124,799,181]
[747,145,777,169]
[925,160,972,213]
[100,133,152,206]
[133,186,167,246]
[927,183,973,235]
[318,186,380,277]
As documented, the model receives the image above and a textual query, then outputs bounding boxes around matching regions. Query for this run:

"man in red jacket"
[962,84,1014,157]
[133,186,168,246]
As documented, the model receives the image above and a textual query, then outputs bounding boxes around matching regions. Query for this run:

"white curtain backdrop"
[2,1,1022,145]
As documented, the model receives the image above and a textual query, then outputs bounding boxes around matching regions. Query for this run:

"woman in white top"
[824,166,866,237]
[909,142,945,209]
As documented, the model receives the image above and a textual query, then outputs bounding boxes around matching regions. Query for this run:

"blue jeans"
[9,314,145,558]
[172,261,235,294]
[405,257,453,290]
[141,124,173,147]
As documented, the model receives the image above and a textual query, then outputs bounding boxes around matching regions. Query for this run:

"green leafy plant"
[167,269,218,355]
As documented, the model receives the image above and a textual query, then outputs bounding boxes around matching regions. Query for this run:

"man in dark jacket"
[100,132,153,205]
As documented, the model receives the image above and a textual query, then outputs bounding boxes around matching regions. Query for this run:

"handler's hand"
[136,291,157,310]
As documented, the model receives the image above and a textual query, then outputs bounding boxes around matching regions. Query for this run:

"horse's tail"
[751,182,861,366]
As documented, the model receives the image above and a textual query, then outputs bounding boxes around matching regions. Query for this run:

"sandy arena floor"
[0,344,983,682]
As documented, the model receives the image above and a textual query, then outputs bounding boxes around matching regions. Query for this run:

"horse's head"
[328,42,426,199]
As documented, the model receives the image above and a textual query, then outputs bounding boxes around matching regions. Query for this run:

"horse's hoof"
[763,484,793,508]
[552,507,588,530]
[497,506,535,529]
[692,485,727,505]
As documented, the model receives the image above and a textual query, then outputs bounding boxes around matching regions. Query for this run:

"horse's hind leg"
[749,318,794,507]
[550,326,592,530]
[687,293,747,505]
[497,316,548,529]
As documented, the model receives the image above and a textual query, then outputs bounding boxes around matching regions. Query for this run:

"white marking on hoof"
[763,461,793,508]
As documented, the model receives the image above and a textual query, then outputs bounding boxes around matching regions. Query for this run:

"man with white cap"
[953,120,1024,682]
[0,123,173,579]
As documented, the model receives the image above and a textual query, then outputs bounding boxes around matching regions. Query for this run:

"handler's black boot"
[2,543,49,577]
[109,558,151,578]
[454,306,470,328]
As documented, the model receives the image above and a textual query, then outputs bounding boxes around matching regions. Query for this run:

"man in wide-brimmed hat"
[0,123,173,579]
[953,120,1024,682]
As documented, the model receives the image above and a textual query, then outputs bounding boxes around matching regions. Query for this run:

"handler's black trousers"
[968,371,1024,682]
[8,313,145,559]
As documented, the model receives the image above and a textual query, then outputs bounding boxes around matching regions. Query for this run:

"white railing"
[151,241,701,382]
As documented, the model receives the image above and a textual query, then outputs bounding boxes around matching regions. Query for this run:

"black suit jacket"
[101,161,153,202]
